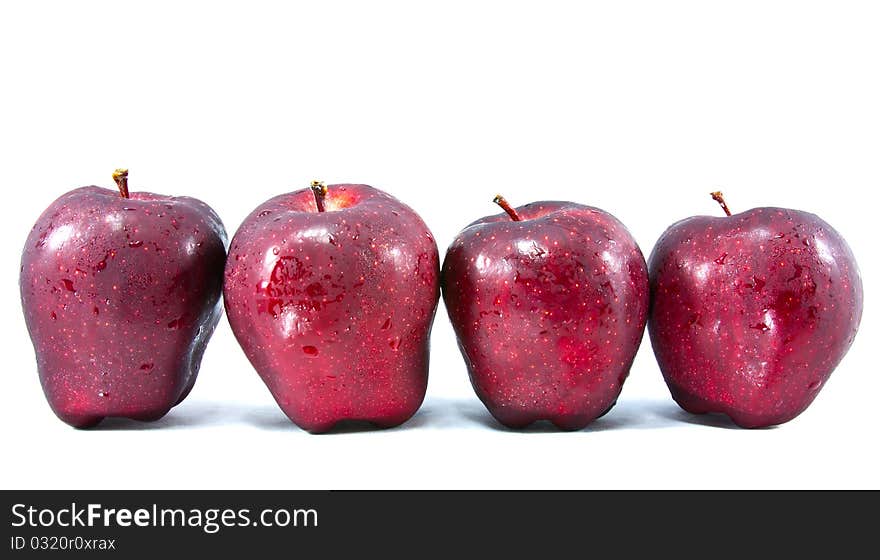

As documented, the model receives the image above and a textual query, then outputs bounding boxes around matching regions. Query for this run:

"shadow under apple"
[454,397,748,432]
[87,402,226,431]
[241,403,438,434]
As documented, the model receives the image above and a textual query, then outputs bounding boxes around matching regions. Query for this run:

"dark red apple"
[442,196,649,430]
[223,182,440,433]
[20,170,227,428]
[648,192,863,428]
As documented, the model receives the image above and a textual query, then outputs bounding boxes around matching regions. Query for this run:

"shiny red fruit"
[648,194,863,428]
[20,171,227,428]
[442,197,649,430]
[223,183,440,433]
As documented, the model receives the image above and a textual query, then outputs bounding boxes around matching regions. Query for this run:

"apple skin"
[442,201,649,430]
[20,186,227,428]
[223,184,440,433]
[648,207,863,428]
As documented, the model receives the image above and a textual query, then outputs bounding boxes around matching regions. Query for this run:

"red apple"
[223,182,440,433]
[442,196,649,430]
[20,170,227,428]
[648,192,863,428]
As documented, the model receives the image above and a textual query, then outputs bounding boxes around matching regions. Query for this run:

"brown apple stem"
[493,194,522,221]
[710,191,732,216]
[311,180,328,212]
[112,168,130,199]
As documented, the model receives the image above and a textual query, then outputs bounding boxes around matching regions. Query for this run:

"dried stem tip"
[493,194,522,221]
[311,180,328,212]
[112,168,130,199]
[710,191,732,216]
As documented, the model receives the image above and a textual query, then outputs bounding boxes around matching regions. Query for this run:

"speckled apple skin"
[223,184,440,433]
[442,201,649,430]
[648,207,863,428]
[20,187,228,428]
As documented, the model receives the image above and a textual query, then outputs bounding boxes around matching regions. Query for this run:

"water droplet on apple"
[752,276,766,292]
[140,362,154,372]
[98,390,109,398]
[302,345,319,356]
[381,318,392,330]
[258,210,272,217]
[167,318,181,329]
[389,337,401,350]
[128,240,143,248]
[61,279,75,292]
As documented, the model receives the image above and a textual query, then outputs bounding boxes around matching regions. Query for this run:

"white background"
[1,1,877,489]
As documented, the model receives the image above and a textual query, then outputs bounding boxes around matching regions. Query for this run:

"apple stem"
[112,168,130,199]
[710,191,732,216]
[493,195,522,221]
[311,180,328,213]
